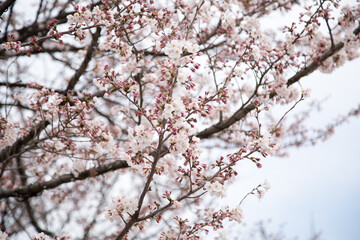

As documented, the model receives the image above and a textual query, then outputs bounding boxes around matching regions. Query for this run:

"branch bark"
[0,0,16,17]
[0,160,129,199]
[16,157,55,236]
[65,27,101,93]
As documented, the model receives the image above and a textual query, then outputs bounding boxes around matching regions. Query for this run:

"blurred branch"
[0,101,33,111]
[0,0,16,17]
[0,1,102,44]
[16,157,55,236]
[65,26,101,93]
[0,44,83,59]
[0,160,129,199]
[24,199,54,236]
[2,0,14,38]
[0,121,49,164]
[0,8,72,43]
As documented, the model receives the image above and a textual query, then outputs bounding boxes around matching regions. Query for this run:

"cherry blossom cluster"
[0,231,8,240]
[128,125,155,153]
[66,4,114,42]
[204,181,229,198]
[0,0,359,239]
[0,116,19,149]
[32,232,70,240]
[0,40,21,53]
[160,205,243,239]
[203,205,244,225]
[106,195,138,222]
[164,39,199,62]
[255,130,282,156]
[253,180,271,200]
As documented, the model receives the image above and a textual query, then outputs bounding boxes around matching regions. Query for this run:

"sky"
[225,57,360,240]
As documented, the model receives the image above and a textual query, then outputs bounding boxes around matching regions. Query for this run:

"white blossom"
[164,40,199,60]
[173,200,183,208]
[106,196,138,221]
[0,120,19,149]
[67,12,83,25]
[257,131,272,152]
[32,232,51,240]
[168,133,189,155]
[162,96,186,119]
[0,231,8,240]
[205,181,228,198]
[229,205,243,223]
[128,125,154,152]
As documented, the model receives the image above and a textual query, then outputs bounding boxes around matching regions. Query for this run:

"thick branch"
[16,157,55,236]
[286,42,343,86]
[0,45,83,59]
[196,104,255,139]
[0,82,28,88]
[24,200,54,236]
[287,24,360,86]
[0,160,129,199]
[65,27,101,92]
[0,0,15,17]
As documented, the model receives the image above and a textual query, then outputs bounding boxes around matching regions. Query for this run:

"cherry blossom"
[106,196,139,221]
[0,0,359,239]
[0,231,8,240]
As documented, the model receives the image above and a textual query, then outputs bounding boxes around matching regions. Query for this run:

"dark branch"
[0,160,129,199]
[24,199,54,236]
[16,157,55,236]
[0,45,83,59]
[287,42,343,86]
[0,82,28,88]
[65,27,101,93]
[0,0,16,17]
[0,8,73,44]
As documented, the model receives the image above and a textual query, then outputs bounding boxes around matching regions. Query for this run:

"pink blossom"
[106,196,138,221]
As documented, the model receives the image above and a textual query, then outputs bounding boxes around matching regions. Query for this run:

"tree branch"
[24,199,54,236]
[0,121,49,164]
[0,0,16,17]
[0,1,102,44]
[16,157,55,236]
[65,27,101,93]
[0,160,129,199]
[0,44,83,59]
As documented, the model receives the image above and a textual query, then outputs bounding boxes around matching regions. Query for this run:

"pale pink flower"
[106,196,138,221]
[173,201,183,208]
[162,96,186,119]
[67,12,83,25]
[32,232,51,240]
[0,231,8,240]
[168,133,189,155]
[205,181,228,198]
[0,119,19,149]
[229,205,243,223]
